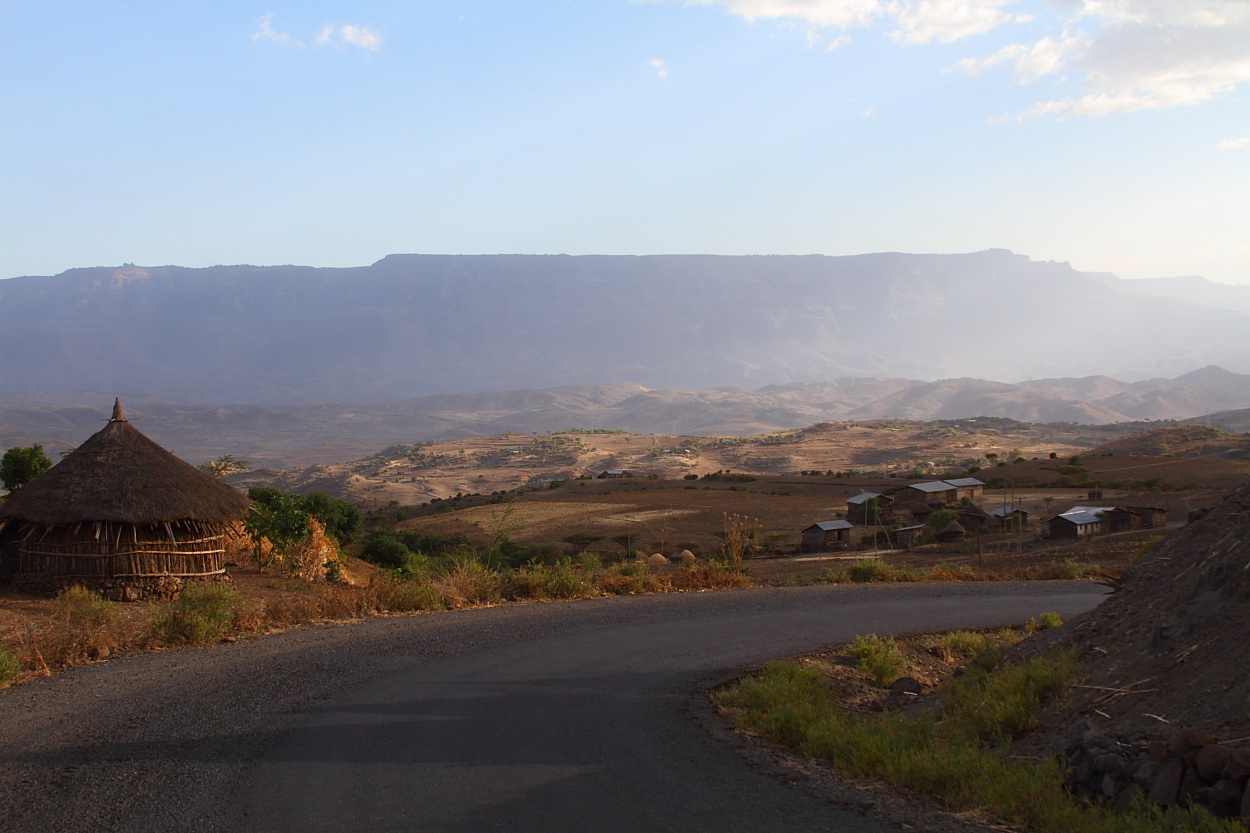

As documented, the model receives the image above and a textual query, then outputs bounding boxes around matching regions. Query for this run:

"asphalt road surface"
[0,582,1105,832]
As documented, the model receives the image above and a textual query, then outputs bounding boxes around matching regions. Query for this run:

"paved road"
[0,582,1105,832]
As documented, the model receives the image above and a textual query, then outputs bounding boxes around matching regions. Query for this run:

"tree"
[927,509,958,533]
[243,489,311,567]
[245,487,362,548]
[1,444,52,492]
[301,492,363,546]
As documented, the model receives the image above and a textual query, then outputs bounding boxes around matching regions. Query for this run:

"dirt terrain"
[229,417,1250,509]
[227,418,1087,504]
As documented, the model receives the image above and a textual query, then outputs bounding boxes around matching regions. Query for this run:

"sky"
[2,0,1248,284]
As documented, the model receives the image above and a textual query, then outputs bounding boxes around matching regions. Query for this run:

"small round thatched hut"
[0,399,249,600]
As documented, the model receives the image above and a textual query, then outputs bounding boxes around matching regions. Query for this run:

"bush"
[434,559,503,607]
[28,586,121,665]
[512,559,592,600]
[939,647,1077,743]
[1026,612,1063,633]
[150,583,242,644]
[825,559,917,584]
[361,531,414,569]
[369,574,444,613]
[942,630,988,658]
[847,634,905,687]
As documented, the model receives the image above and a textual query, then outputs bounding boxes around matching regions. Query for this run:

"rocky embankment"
[1022,480,1250,820]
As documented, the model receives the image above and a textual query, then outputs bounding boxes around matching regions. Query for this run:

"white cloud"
[655,0,1250,119]
[1217,137,1250,150]
[648,58,670,78]
[953,35,1078,83]
[251,15,382,53]
[339,24,383,52]
[675,0,887,30]
[889,0,1028,45]
[252,13,299,47]
[972,2,1250,119]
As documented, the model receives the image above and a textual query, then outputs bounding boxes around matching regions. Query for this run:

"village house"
[903,480,958,506]
[801,520,854,552]
[900,477,987,508]
[845,491,894,524]
[989,505,1030,530]
[943,477,987,502]
[893,523,927,548]
[1101,506,1169,532]
[1047,506,1115,539]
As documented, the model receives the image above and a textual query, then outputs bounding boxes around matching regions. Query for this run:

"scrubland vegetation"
[715,620,1243,833]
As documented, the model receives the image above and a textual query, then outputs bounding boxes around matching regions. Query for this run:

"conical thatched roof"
[0,399,249,526]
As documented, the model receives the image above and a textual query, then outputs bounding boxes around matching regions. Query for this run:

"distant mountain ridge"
[3,250,1250,404]
[2,368,1248,469]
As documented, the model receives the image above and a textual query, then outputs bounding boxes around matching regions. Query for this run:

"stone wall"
[1064,719,1250,821]
[10,571,232,601]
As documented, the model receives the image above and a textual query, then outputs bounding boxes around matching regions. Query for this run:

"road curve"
[0,582,1105,832]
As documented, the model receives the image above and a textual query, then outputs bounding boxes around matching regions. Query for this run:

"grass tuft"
[847,634,905,687]
[434,559,503,608]
[0,648,21,688]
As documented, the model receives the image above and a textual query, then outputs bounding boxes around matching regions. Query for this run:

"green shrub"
[826,559,918,584]
[361,531,415,569]
[1027,612,1063,633]
[938,647,1077,743]
[847,559,890,582]
[150,583,242,644]
[1052,558,1089,580]
[942,630,987,658]
[512,559,591,600]
[371,575,444,612]
[847,634,905,687]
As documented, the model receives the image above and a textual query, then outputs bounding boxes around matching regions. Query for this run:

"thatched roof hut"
[0,399,249,599]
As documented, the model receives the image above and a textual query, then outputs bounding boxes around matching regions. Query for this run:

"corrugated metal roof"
[1053,511,1104,526]
[909,481,955,493]
[990,506,1027,518]
[1062,506,1115,517]
[807,520,854,531]
[895,524,926,532]
[943,477,986,488]
[846,491,882,504]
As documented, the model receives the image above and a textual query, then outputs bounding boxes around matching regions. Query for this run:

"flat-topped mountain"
[3,250,1249,404]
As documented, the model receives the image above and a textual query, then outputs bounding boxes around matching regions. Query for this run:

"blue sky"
[2,1,1247,283]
